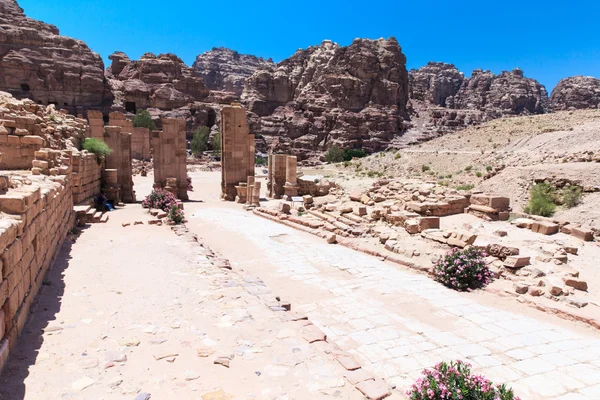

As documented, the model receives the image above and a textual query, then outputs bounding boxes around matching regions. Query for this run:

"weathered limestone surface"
[0,174,75,372]
[0,0,110,115]
[152,118,188,200]
[221,104,254,201]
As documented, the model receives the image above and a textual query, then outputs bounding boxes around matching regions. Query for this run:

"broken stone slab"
[514,283,529,294]
[71,377,96,392]
[355,379,391,400]
[571,226,594,241]
[503,256,531,269]
[563,277,588,291]
[531,221,559,235]
[344,368,375,385]
[512,218,534,229]
[302,325,327,343]
[335,353,361,371]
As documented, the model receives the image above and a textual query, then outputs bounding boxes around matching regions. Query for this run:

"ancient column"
[246,176,255,205]
[271,154,287,199]
[153,118,188,201]
[284,155,299,197]
[267,153,273,198]
[87,110,104,139]
[220,103,253,201]
[252,181,261,206]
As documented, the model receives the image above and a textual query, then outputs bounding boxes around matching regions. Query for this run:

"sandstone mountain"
[0,0,110,114]
[406,63,549,143]
[550,76,600,111]
[241,38,410,160]
[192,47,275,97]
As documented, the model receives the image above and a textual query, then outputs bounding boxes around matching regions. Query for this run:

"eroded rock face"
[106,52,209,112]
[454,68,549,118]
[192,47,275,97]
[550,76,600,111]
[409,62,464,107]
[242,38,410,161]
[0,0,110,114]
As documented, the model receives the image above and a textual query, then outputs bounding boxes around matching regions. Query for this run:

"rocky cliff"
[550,76,600,111]
[242,38,410,161]
[407,64,549,143]
[0,0,110,114]
[192,47,275,97]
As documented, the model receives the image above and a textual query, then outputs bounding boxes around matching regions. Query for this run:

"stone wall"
[71,152,102,205]
[220,104,254,201]
[87,110,104,139]
[0,116,46,170]
[132,127,151,160]
[0,174,75,371]
[151,118,188,200]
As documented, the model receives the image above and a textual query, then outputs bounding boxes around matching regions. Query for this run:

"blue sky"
[19,0,600,91]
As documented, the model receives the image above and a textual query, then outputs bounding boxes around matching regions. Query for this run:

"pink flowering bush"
[142,189,178,211]
[142,189,185,224]
[433,247,492,291]
[408,360,520,400]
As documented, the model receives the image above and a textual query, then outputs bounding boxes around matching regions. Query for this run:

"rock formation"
[0,0,110,114]
[453,68,548,118]
[406,65,549,143]
[550,76,600,111]
[409,62,464,107]
[242,38,410,161]
[192,47,275,97]
[106,52,209,112]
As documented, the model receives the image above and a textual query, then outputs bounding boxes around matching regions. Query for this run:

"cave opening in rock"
[125,101,137,114]
[20,83,30,91]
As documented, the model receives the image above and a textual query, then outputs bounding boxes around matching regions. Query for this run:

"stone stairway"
[74,204,109,225]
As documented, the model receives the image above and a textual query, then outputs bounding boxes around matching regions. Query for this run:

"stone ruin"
[0,92,193,372]
[220,104,254,201]
[151,118,188,201]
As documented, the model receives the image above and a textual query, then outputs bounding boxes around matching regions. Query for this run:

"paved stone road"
[191,207,600,400]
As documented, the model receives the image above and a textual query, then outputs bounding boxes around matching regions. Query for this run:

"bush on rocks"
[407,360,520,400]
[142,189,185,225]
[433,247,492,291]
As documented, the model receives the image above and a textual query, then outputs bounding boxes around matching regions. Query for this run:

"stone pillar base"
[284,184,299,197]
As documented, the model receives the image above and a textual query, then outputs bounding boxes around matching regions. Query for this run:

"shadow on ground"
[0,230,82,400]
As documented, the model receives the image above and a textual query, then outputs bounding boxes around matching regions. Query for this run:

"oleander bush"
[407,360,520,400]
[433,247,492,291]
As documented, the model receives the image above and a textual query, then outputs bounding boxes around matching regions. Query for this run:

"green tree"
[132,110,156,130]
[324,145,344,163]
[524,183,556,217]
[212,132,221,155]
[190,126,210,155]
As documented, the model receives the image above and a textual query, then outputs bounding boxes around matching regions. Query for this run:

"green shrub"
[343,148,367,161]
[446,174,452,179]
[465,165,473,172]
[212,132,221,155]
[456,184,475,191]
[486,165,493,171]
[367,171,377,178]
[325,145,344,163]
[132,110,156,130]
[190,126,210,155]
[394,153,401,160]
[562,186,582,208]
[524,183,556,217]
[255,155,267,166]
[422,164,431,172]
[476,171,483,177]
[82,138,112,159]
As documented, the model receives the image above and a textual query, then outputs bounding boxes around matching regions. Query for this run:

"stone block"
[571,226,594,241]
[489,196,510,211]
[512,218,534,229]
[470,194,490,206]
[418,216,440,231]
[531,221,559,235]
[21,136,45,146]
[354,206,367,216]
[563,277,588,291]
[355,379,391,400]
[404,219,420,234]
[7,135,19,145]
[503,256,530,269]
